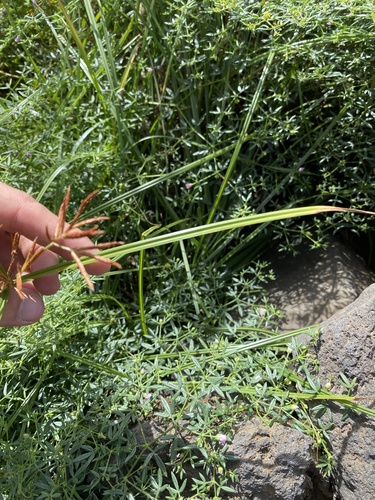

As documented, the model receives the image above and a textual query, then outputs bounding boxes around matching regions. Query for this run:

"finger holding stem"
[0,183,121,327]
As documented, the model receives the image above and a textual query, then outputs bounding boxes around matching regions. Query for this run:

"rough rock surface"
[264,237,375,331]
[225,417,324,500]
[132,417,331,500]
[315,284,375,500]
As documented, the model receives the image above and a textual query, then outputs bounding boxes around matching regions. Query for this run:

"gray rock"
[264,238,375,332]
[131,417,331,499]
[314,284,375,500]
[226,417,321,500]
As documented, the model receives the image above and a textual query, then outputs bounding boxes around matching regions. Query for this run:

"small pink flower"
[185,183,192,189]
[147,67,153,74]
[25,152,32,157]
[259,307,266,316]
[15,36,20,43]
[298,167,305,172]
[217,433,227,445]
[144,392,152,400]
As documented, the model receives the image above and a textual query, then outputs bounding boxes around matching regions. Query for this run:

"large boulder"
[315,284,375,500]
[226,417,329,500]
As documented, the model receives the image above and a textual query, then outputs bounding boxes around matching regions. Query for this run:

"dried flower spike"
[11,187,122,297]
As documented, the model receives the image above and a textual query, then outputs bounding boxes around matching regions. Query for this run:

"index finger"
[0,182,110,275]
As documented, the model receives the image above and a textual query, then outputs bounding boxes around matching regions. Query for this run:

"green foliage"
[1,0,375,497]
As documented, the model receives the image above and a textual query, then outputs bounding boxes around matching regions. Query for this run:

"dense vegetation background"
[1,0,375,498]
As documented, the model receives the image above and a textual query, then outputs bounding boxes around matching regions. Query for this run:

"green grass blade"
[206,50,275,226]
[55,0,101,93]
[21,205,372,283]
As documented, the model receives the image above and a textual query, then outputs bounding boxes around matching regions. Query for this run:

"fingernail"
[18,295,44,324]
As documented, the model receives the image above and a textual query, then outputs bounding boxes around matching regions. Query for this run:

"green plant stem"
[180,240,200,316]
[138,245,148,336]
[138,224,161,335]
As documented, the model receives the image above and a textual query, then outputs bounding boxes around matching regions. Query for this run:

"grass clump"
[1,0,375,497]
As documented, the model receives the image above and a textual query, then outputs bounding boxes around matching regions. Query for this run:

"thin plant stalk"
[138,224,161,336]
[180,239,200,316]
[205,51,275,227]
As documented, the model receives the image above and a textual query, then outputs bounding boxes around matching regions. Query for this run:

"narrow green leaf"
[22,205,374,283]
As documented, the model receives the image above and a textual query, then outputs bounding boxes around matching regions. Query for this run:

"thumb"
[0,285,44,327]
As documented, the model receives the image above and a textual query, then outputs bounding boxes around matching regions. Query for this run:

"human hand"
[0,182,111,327]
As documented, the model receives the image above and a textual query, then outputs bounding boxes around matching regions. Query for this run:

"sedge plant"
[2,0,375,497]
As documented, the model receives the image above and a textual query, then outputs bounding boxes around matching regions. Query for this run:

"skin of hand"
[0,182,110,327]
